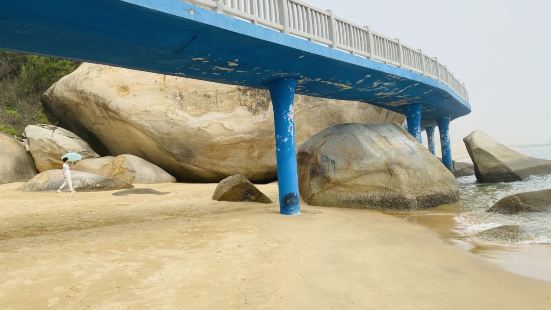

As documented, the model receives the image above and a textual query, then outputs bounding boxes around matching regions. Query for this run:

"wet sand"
[1,182,550,309]
[392,204,551,283]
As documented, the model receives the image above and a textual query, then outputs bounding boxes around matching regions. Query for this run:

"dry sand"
[1,182,550,309]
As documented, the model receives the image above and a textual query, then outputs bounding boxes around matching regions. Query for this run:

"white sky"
[307,0,551,146]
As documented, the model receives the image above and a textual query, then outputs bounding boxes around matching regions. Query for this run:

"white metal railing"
[187,0,469,102]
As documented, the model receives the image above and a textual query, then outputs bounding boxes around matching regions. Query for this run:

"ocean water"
[454,145,551,245]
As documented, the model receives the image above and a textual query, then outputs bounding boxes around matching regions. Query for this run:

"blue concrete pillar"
[406,103,422,143]
[437,117,453,170]
[268,78,300,216]
[426,126,436,155]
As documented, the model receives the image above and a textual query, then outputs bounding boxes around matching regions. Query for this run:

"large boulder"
[24,124,99,172]
[488,189,551,214]
[42,63,403,182]
[463,130,551,182]
[73,154,176,184]
[19,170,133,192]
[212,174,272,203]
[0,133,37,184]
[297,123,459,210]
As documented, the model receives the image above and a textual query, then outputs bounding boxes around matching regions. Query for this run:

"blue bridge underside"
[0,0,470,122]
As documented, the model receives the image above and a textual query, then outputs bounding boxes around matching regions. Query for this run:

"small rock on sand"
[212,174,271,203]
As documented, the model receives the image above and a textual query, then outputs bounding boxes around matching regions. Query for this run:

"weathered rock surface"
[42,63,403,182]
[464,130,551,183]
[298,123,459,210]
[476,225,523,243]
[488,189,551,214]
[212,174,271,203]
[437,158,474,177]
[19,170,133,192]
[452,161,475,177]
[0,133,37,184]
[24,124,99,172]
[73,154,176,184]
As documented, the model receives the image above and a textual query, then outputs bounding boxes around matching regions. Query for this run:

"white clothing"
[58,175,74,192]
[59,163,74,192]
[62,163,71,177]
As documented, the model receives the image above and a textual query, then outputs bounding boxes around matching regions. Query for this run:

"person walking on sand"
[57,157,75,193]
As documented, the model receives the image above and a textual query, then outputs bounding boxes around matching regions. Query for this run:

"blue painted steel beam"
[437,117,453,170]
[0,0,471,123]
[269,78,300,216]
[425,126,436,155]
[406,103,422,143]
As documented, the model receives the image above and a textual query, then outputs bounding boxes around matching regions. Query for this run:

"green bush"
[4,108,21,119]
[0,124,18,136]
[16,55,77,95]
[0,51,79,135]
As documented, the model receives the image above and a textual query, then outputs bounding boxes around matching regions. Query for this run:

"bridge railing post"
[251,0,258,20]
[327,10,337,48]
[365,26,373,58]
[268,78,301,216]
[397,39,403,67]
[278,0,290,33]
[216,0,224,13]
[435,57,441,82]
[419,49,425,75]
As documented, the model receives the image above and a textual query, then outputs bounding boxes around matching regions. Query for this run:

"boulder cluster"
[462,130,551,242]
[1,123,176,191]
[41,63,403,183]
[5,62,517,211]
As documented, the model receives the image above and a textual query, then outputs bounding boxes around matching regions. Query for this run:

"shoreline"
[1,182,550,309]
[387,204,551,283]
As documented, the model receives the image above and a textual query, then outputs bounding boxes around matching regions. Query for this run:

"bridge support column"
[268,78,300,216]
[406,103,422,143]
[426,126,436,155]
[437,117,453,170]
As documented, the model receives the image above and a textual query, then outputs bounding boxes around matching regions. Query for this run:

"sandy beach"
[0,182,550,309]
[392,204,551,283]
